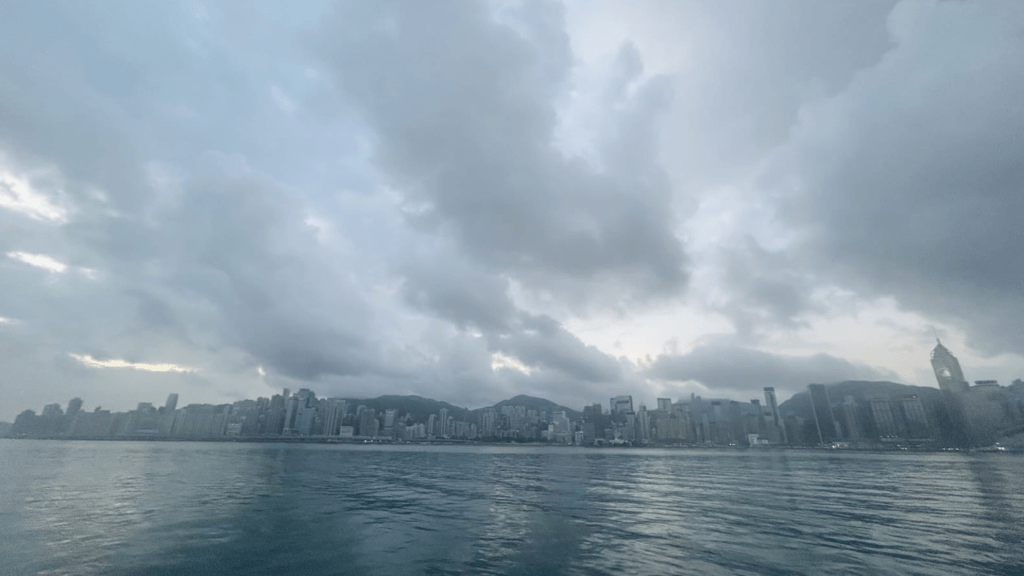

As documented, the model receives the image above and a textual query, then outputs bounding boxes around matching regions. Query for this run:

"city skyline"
[3,1,1024,422]
[8,340,1024,450]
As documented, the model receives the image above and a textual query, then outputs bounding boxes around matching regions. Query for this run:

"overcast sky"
[2,0,1023,420]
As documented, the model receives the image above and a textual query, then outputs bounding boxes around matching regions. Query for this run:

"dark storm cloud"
[400,249,517,334]
[0,1,395,413]
[653,0,898,191]
[647,345,898,399]
[709,238,816,338]
[315,0,688,305]
[397,242,623,385]
[0,0,652,416]
[3,0,1020,419]
[491,313,622,383]
[771,0,1024,354]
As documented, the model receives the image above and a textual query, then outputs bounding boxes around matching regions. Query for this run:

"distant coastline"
[3,433,1018,454]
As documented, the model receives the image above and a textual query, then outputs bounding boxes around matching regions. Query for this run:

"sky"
[2,0,1023,420]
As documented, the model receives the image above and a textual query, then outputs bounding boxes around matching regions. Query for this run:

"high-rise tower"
[808,384,838,444]
[930,340,970,394]
[763,387,788,443]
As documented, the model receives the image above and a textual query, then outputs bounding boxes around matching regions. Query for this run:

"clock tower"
[930,340,970,394]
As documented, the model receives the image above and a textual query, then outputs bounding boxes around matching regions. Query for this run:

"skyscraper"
[808,384,838,444]
[900,395,930,439]
[870,397,900,438]
[321,399,346,436]
[438,408,450,437]
[930,340,970,393]
[656,398,672,412]
[764,387,787,443]
[610,396,633,415]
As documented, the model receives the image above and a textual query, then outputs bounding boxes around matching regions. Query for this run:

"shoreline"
[2,435,1015,454]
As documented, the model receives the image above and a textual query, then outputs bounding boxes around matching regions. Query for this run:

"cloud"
[315,1,688,308]
[646,344,899,400]
[1,0,1022,421]
[0,167,69,223]
[69,353,196,373]
[7,251,67,273]
[768,0,1024,354]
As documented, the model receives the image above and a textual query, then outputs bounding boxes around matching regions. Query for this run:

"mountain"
[336,393,582,423]
[480,395,581,419]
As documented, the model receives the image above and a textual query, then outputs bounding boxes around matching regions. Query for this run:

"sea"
[0,440,1021,576]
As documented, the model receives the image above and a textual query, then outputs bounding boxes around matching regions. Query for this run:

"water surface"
[1,440,1021,575]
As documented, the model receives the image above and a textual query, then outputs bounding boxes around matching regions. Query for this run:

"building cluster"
[575,390,790,447]
[7,341,1024,448]
[6,387,795,447]
[803,384,932,446]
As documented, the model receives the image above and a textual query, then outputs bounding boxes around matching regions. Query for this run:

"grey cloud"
[772,0,1024,354]
[490,313,622,383]
[653,0,897,191]
[0,0,398,414]
[400,249,517,334]
[708,238,817,337]
[397,248,624,384]
[316,0,688,305]
[647,344,898,400]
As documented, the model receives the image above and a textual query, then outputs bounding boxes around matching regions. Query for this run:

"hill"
[480,395,581,419]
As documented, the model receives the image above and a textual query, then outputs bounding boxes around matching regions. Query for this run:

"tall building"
[656,398,672,412]
[164,393,179,412]
[839,395,861,440]
[479,409,497,437]
[808,384,838,444]
[438,408,450,437]
[383,409,398,438]
[358,408,378,437]
[931,340,970,393]
[763,387,788,443]
[610,396,634,415]
[870,397,900,438]
[321,399,347,436]
[283,389,317,435]
[900,395,930,439]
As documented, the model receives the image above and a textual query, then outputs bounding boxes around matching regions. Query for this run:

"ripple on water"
[1,442,1023,576]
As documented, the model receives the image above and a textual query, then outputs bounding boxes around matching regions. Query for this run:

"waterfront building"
[900,395,930,439]
[931,340,970,394]
[808,384,838,444]
[839,395,861,440]
[636,405,651,443]
[383,408,398,438]
[321,399,347,437]
[763,387,788,443]
[869,397,900,438]
[610,396,633,415]
[358,409,378,437]
[479,408,497,438]
[438,408,450,437]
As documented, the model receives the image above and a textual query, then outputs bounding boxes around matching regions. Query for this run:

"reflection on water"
[1,441,1022,576]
